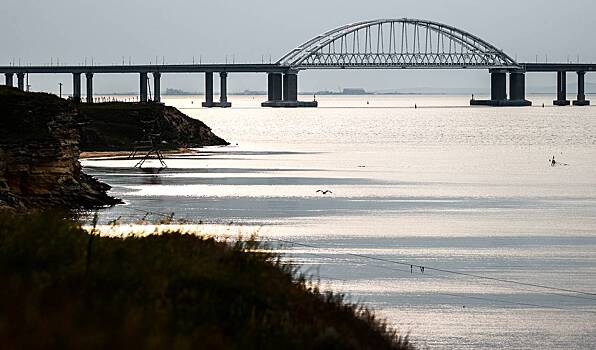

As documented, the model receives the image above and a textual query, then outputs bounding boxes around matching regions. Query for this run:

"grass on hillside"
[0,213,413,350]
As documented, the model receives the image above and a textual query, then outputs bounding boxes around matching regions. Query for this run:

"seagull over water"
[316,190,333,195]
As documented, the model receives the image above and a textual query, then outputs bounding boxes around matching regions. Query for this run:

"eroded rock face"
[0,87,120,210]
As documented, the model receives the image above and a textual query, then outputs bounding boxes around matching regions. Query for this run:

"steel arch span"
[278,19,519,70]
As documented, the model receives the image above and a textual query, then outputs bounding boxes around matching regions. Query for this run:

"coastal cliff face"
[78,103,228,151]
[0,87,229,211]
[0,87,120,210]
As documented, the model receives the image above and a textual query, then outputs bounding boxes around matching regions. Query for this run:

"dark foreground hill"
[0,213,414,350]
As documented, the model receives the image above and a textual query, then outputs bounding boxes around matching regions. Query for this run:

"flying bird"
[316,190,333,195]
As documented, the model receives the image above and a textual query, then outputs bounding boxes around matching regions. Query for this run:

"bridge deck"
[0,64,290,74]
[520,63,596,72]
[2,63,595,74]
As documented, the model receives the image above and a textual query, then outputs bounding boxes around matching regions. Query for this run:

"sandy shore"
[80,148,193,159]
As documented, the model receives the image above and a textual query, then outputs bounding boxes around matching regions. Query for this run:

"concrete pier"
[554,71,570,106]
[73,73,81,102]
[283,73,298,102]
[509,71,525,101]
[16,73,25,91]
[218,72,232,108]
[85,73,93,103]
[508,71,532,106]
[202,72,214,107]
[471,69,530,106]
[153,72,161,103]
[4,73,13,87]
[140,72,148,102]
[268,73,283,102]
[490,70,507,101]
[203,72,231,107]
[573,71,590,106]
[262,72,317,107]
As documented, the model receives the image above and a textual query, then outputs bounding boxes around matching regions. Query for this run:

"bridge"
[1,18,593,107]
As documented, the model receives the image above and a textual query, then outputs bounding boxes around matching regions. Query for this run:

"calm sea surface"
[83,95,596,349]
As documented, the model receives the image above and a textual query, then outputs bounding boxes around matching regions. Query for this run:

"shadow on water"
[182,150,324,156]
[100,195,552,222]
[88,176,386,187]
[86,156,266,161]
[139,168,165,185]
[83,166,328,174]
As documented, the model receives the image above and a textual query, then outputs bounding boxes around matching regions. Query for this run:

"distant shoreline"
[97,92,595,97]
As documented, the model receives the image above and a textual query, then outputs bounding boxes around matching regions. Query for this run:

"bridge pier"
[202,72,214,107]
[218,72,231,108]
[267,73,283,102]
[262,72,317,108]
[554,71,570,106]
[509,71,525,101]
[202,72,231,107]
[85,73,93,103]
[73,73,81,103]
[4,73,14,87]
[140,72,148,102]
[16,73,25,91]
[573,71,590,106]
[283,73,298,102]
[471,70,531,107]
[491,70,507,101]
[153,72,161,103]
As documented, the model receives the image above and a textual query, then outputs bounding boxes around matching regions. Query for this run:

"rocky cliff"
[78,102,228,151]
[0,87,120,210]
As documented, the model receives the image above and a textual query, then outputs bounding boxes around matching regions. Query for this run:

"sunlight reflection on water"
[82,95,596,349]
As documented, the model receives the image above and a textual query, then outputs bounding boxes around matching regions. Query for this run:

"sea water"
[82,95,596,349]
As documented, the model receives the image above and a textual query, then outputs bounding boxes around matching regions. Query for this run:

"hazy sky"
[2,0,595,94]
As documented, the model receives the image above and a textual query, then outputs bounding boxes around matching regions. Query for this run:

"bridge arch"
[278,19,519,70]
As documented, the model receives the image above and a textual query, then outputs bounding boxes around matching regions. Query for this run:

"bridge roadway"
[521,63,596,72]
[0,63,289,74]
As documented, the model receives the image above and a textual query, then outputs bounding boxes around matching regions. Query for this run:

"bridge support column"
[268,73,283,101]
[554,71,570,106]
[140,72,148,102]
[573,71,590,106]
[509,72,525,101]
[490,70,507,101]
[262,72,317,108]
[202,72,214,107]
[218,72,231,108]
[509,71,532,106]
[283,73,298,102]
[4,73,14,87]
[85,73,94,103]
[16,73,25,91]
[471,69,530,107]
[73,73,81,103]
[202,72,231,108]
[153,72,161,103]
